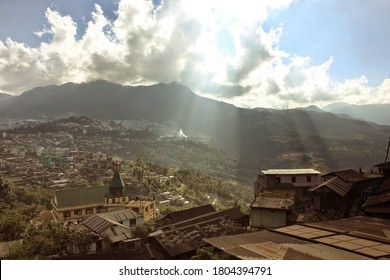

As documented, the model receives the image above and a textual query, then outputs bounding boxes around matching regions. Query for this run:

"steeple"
[109,170,125,197]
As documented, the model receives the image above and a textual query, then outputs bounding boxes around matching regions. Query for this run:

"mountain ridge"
[1,81,389,174]
[323,102,390,125]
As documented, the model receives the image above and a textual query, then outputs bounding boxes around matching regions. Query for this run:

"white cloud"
[0,0,389,108]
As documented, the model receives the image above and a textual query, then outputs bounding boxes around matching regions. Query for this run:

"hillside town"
[0,117,390,260]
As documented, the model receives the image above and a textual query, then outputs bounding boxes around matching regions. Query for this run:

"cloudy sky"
[1,0,389,108]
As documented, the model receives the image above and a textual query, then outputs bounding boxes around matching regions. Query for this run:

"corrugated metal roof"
[324,169,369,183]
[151,216,243,257]
[363,193,390,208]
[205,217,390,260]
[98,208,142,222]
[308,177,352,197]
[81,213,134,242]
[251,196,294,210]
[306,216,390,243]
[156,204,216,228]
[261,169,320,175]
[54,186,108,208]
[204,231,371,260]
[157,207,245,231]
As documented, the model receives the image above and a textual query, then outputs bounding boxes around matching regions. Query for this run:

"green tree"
[68,228,96,254]
[0,210,25,242]
[191,246,232,260]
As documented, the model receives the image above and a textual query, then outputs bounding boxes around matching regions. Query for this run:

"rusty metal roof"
[308,177,352,197]
[98,208,142,223]
[156,204,216,228]
[151,216,242,257]
[204,230,370,260]
[261,169,320,175]
[251,195,294,210]
[306,216,390,244]
[324,169,369,183]
[205,217,390,260]
[363,193,390,208]
[81,212,134,242]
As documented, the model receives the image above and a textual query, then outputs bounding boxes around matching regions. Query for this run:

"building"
[51,170,156,222]
[308,169,381,217]
[250,194,294,229]
[78,208,144,253]
[254,169,321,197]
[148,205,248,259]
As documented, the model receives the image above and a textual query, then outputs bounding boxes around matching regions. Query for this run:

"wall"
[251,208,287,228]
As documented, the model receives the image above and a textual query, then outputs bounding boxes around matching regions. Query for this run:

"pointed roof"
[110,170,125,189]
[108,170,126,197]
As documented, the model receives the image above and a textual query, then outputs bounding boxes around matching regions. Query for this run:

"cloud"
[0,0,389,109]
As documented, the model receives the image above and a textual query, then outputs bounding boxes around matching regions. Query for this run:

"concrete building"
[51,170,156,223]
[250,195,294,228]
[254,169,321,198]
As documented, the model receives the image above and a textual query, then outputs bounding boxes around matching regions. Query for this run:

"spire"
[109,170,125,197]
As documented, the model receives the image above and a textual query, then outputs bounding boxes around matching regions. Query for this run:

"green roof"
[110,171,125,189]
[109,171,125,196]
[54,186,108,209]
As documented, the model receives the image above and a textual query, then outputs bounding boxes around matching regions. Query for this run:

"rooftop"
[53,186,108,209]
[251,196,295,210]
[205,216,390,260]
[260,169,320,175]
[308,177,352,197]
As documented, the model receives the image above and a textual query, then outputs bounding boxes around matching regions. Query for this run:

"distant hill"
[294,105,324,113]
[323,102,390,125]
[1,81,390,176]
[0,93,12,102]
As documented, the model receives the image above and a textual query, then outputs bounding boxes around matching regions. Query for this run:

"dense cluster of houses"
[45,160,390,260]
[1,118,390,259]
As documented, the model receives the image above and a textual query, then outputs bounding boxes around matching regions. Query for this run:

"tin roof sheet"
[251,196,294,210]
[308,177,352,197]
[204,231,370,260]
[54,186,108,208]
[261,169,320,175]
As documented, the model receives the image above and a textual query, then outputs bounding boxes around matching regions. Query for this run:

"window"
[292,176,296,183]
[86,208,93,215]
[64,211,70,218]
[275,176,281,183]
[74,209,82,217]
[307,176,312,182]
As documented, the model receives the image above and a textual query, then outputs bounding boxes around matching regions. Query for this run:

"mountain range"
[1,80,390,175]
[322,102,390,125]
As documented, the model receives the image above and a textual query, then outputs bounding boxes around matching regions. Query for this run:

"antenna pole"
[385,137,390,163]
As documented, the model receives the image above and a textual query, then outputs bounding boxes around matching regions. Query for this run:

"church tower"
[109,170,125,197]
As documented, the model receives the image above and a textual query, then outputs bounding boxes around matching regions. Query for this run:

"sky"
[1,0,390,109]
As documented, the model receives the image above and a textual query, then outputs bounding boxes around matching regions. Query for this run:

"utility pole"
[385,137,390,163]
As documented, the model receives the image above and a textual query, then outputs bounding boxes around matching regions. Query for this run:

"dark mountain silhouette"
[323,102,390,125]
[0,93,12,102]
[1,80,389,172]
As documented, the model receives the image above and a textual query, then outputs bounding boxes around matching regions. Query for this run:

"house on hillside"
[250,194,295,229]
[373,161,390,177]
[78,208,144,253]
[308,169,381,217]
[51,170,156,223]
[254,169,321,202]
[362,177,390,218]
